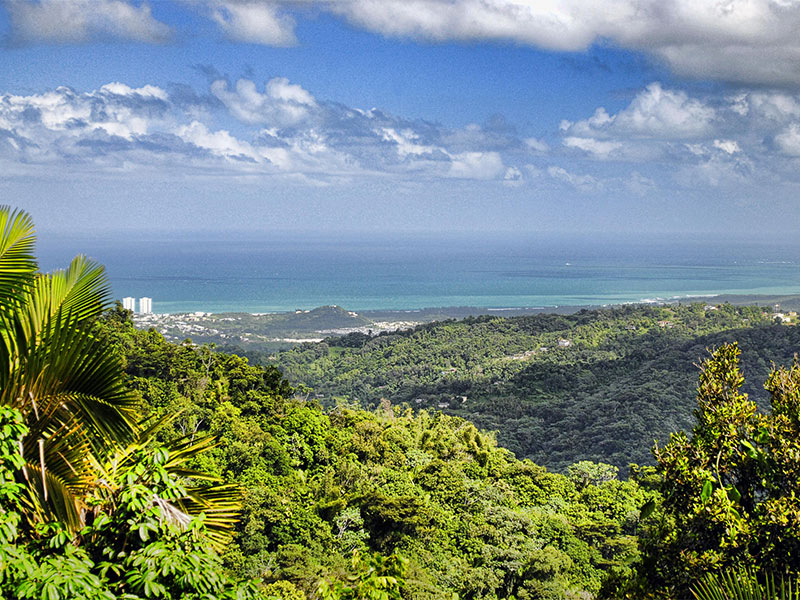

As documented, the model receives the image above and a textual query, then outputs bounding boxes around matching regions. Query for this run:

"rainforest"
[2,207,800,600]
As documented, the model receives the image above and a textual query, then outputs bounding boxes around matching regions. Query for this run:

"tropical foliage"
[0,406,267,600]
[267,304,789,470]
[0,206,265,598]
[0,206,142,530]
[4,205,800,600]
[614,344,800,597]
[692,567,798,600]
[97,307,652,600]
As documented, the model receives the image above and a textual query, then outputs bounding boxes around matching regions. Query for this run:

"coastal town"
[125,295,800,352]
[130,305,423,348]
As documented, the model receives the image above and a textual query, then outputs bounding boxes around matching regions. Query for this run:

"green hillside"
[95,307,651,600]
[4,209,800,600]
[268,303,800,471]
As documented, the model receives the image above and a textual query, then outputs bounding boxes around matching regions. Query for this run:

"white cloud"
[204,0,297,46]
[775,124,800,156]
[10,0,800,86]
[448,151,505,179]
[679,152,755,188]
[525,137,549,152]
[380,128,439,158]
[211,78,317,127]
[556,83,728,167]
[547,165,599,192]
[265,77,315,106]
[321,0,800,86]
[502,166,523,187]
[99,82,169,101]
[326,0,612,50]
[0,84,169,139]
[565,83,716,141]
[713,139,741,155]
[743,91,800,121]
[0,79,516,182]
[563,136,622,159]
[616,84,716,138]
[12,76,800,194]
[176,121,260,162]
[4,0,170,44]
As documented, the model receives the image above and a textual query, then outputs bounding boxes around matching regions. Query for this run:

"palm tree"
[87,415,243,549]
[0,206,139,530]
[0,206,242,545]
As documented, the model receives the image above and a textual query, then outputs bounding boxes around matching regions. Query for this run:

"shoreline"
[136,292,800,319]
[129,293,800,348]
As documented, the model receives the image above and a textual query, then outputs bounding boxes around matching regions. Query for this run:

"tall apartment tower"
[139,297,153,314]
[122,297,136,312]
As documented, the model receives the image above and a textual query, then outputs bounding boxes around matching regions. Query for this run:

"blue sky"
[2,0,800,235]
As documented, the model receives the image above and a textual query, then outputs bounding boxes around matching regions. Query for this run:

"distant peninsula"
[130,293,800,352]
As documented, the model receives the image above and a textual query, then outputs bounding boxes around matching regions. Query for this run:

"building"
[122,297,135,312]
[139,297,153,314]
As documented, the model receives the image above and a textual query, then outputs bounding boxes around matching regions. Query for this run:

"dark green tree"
[629,343,800,597]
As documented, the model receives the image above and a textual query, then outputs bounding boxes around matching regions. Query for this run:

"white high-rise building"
[122,297,136,312]
[139,297,153,314]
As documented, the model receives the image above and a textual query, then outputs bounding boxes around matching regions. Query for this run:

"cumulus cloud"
[554,80,800,192]
[9,1,800,86]
[100,82,169,101]
[547,166,600,192]
[677,147,755,188]
[200,0,297,46]
[322,0,800,86]
[0,79,519,183]
[551,81,800,193]
[0,84,170,140]
[448,151,505,180]
[563,137,623,159]
[177,121,259,162]
[774,124,800,156]
[3,0,170,44]
[713,139,741,155]
[564,83,716,141]
[525,137,549,152]
[10,75,800,195]
[211,78,317,126]
[380,128,441,158]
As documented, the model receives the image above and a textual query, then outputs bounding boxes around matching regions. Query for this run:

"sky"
[2,0,800,235]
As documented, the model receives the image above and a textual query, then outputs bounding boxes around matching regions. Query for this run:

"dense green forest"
[4,206,800,599]
[98,307,651,599]
[266,304,800,470]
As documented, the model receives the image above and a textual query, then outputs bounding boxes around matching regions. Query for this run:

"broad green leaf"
[701,480,713,503]
[640,499,656,520]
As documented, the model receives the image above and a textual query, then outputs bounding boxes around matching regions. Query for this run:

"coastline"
[135,291,800,318]
[129,293,800,349]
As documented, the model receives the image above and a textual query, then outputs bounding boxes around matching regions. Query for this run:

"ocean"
[35,231,800,314]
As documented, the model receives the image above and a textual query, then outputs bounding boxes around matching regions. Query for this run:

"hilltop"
[265,303,800,471]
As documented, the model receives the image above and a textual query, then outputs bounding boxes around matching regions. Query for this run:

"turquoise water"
[36,232,800,314]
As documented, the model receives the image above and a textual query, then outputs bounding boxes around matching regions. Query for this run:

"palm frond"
[0,263,136,532]
[0,206,36,312]
[4,303,138,446]
[692,567,798,600]
[0,208,242,548]
[89,419,243,550]
[26,255,111,333]
[16,413,96,529]
[178,483,243,549]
